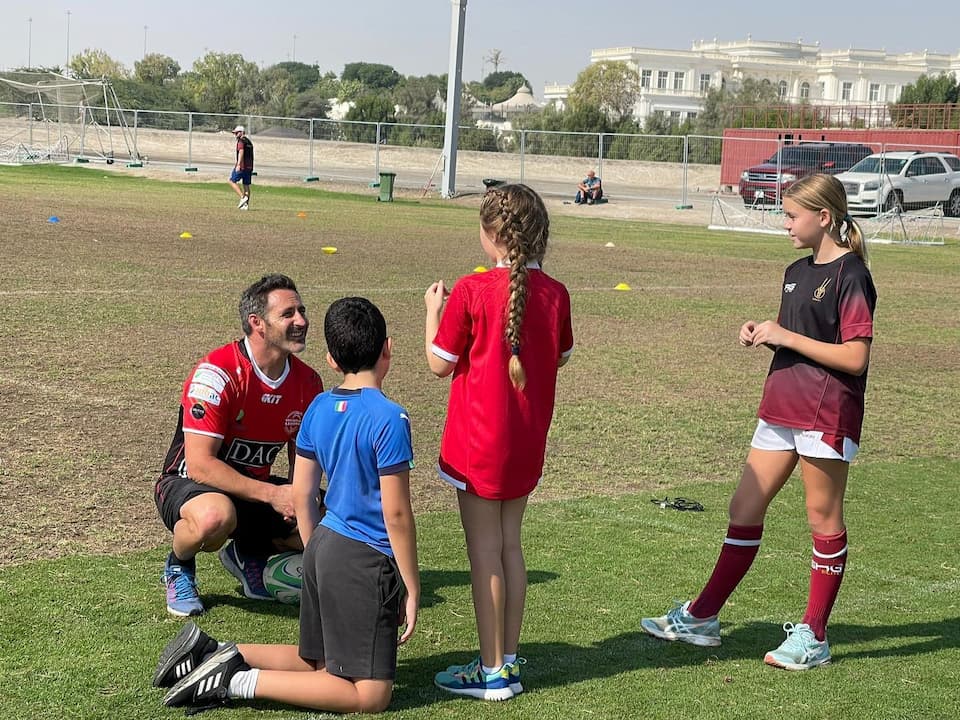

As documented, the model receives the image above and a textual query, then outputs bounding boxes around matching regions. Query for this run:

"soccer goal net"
[707,195,948,246]
[0,71,138,164]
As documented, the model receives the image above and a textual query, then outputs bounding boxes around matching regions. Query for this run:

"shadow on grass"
[421,568,558,609]
[391,617,960,709]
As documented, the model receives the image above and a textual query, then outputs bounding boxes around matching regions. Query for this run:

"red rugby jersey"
[431,266,573,499]
[162,339,323,481]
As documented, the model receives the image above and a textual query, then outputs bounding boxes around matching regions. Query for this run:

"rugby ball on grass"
[262,551,303,605]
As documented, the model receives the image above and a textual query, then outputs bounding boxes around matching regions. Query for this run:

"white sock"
[503,653,517,665]
[481,663,502,675]
[228,668,260,700]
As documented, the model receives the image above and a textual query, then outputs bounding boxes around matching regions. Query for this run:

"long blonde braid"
[479,184,550,389]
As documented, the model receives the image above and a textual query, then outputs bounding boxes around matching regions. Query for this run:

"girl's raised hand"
[424,280,449,312]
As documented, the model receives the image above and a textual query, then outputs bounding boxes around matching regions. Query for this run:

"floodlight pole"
[28,17,32,68]
[66,10,71,67]
[440,0,467,199]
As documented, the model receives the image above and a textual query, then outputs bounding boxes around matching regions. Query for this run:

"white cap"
[232,125,244,133]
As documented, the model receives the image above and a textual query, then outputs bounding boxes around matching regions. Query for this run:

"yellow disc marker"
[179,231,193,239]
[614,282,631,291]
[296,212,307,218]
[473,265,488,273]
[321,246,338,254]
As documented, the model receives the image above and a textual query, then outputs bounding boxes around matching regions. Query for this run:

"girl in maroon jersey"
[424,184,573,699]
[642,173,877,671]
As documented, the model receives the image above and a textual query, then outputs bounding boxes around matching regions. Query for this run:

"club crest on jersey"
[224,439,284,467]
[812,278,831,302]
[284,411,303,435]
[784,283,797,293]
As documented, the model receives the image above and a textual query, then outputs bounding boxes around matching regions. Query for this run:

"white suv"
[836,151,960,216]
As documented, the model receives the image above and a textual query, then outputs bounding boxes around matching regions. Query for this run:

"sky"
[3,1,959,100]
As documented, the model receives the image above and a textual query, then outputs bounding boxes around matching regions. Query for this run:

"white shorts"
[751,419,859,463]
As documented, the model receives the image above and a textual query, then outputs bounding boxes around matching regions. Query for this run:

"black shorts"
[154,473,297,554]
[299,524,402,680]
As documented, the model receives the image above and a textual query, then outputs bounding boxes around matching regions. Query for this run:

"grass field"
[0,165,958,719]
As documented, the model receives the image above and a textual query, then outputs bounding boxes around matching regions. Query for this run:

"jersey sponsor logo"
[810,559,844,575]
[187,382,222,406]
[191,364,229,393]
[261,393,282,404]
[190,403,206,420]
[784,282,797,293]
[284,411,303,435]
[224,438,284,467]
[813,278,831,302]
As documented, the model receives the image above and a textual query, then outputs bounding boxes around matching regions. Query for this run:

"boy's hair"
[324,297,387,374]
[239,274,299,335]
[783,174,868,262]
[479,183,550,390]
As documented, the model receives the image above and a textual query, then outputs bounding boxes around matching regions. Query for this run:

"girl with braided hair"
[425,183,573,700]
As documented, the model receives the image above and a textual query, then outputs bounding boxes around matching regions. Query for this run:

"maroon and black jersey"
[161,339,323,481]
[757,252,877,443]
[236,135,254,170]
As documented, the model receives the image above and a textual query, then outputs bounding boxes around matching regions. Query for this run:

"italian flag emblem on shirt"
[335,400,348,413]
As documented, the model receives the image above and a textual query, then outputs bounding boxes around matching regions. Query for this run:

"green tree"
[343,93,396,142]
[134,53,180,85]
[694,77,781,134]
[342,62,401,90]
[271,62,320,93]
[184,52,259,115]
[293,87,331,119]
[393,74,445,121]
[69,49,129,79]
[260,67,297,119]
[472,71,530,105]
[896,72,959,104]
[568,61,639,121]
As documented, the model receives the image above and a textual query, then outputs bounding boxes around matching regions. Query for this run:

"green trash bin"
[377,172,396,202]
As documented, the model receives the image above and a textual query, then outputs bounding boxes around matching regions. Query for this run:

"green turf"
[0,164,958,718]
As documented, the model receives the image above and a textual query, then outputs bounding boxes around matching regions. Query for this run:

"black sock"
[168,551,196,572]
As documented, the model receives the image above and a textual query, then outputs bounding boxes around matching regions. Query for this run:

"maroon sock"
[688,524,763,618]
[802,530,848,641]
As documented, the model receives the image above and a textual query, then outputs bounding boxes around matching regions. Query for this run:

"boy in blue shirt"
[156,297,419,714]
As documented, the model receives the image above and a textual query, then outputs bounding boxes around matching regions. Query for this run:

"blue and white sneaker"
[764,622,832,670]
[163,559,204,617]
[506,657,525,695]
[435,656,514,701]
[218,541,272,600]
[641,600,721,647]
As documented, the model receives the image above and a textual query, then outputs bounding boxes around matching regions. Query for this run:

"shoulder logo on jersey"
[334,401,348,413]
[284,411,303,435]
[783,282,797,293]
[188,382,221,406]
[812,278,831,302]
[192,364,230,393]
[190,403,206,420]
[224,439,284,467]
[261,393,282,404]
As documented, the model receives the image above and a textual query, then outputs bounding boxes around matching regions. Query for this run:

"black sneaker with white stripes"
[162,643,248,708]
[153,622,219,688]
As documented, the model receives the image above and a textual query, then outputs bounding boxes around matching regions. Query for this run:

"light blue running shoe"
[506,657,525,695]
[163,560,204,617]
[764,622,831,670]
[435,656,514,701]
[641,600,721,647]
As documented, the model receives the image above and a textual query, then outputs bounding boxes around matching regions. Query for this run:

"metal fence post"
[28,103,34,148]
[597,132,603,179]
[520,130,526,184]
[375,123,381,180]
[185,112,197,172]
[305,118,318,181]
[677,135,693,209]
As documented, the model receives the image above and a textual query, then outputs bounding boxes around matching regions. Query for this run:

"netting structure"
[708,195,949,246]
[0,71,138,164]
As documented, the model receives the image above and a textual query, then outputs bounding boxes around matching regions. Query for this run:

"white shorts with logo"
[751,419,859,463]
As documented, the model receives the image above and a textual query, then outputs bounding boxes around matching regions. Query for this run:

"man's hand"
[268,483,296,522]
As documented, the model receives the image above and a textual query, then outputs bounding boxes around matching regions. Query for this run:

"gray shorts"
[299,524,402,680]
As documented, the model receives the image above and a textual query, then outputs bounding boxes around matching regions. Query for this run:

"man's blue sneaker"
[218,541,272,600]
[641,600,721,647]
[163,560,204,617]
[435,656,514,701]
[153,621,219,687]
[764,622,832,670]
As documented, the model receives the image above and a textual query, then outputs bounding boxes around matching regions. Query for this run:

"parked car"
[739,142,874,206]
[836,151,960,216]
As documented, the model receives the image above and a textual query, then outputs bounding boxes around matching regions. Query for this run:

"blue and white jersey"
[296,387,413,557]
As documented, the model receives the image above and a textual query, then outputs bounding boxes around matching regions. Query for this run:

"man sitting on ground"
[575,170,603,205]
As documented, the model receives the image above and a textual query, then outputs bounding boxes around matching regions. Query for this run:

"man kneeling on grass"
[154,297,419,713]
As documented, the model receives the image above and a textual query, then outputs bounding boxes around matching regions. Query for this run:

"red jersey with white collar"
[161,339,323,481]
[431,266,573,500]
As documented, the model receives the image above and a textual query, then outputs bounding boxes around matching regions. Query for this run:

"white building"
[544,37,960,125]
